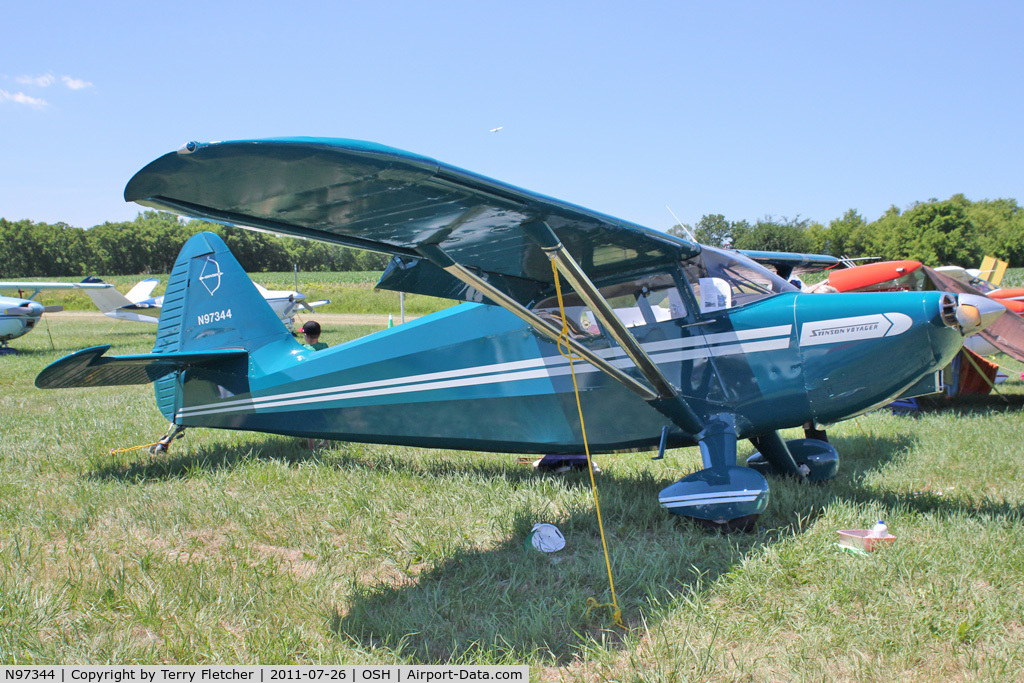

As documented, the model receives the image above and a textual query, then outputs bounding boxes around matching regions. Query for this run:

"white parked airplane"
[80,277,329,329]
[0,281,112,352]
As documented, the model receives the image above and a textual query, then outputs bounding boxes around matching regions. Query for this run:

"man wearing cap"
[301,320,328,351]
[299,321,330,449]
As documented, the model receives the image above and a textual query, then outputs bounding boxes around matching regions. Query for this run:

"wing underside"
[124,138,698,305]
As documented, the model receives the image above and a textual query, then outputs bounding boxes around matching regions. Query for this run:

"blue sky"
[2,1,1021,234]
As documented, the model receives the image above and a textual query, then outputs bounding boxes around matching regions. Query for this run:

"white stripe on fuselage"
[175,325,793,419]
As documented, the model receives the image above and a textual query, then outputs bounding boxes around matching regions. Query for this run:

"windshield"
[682,247,796,313]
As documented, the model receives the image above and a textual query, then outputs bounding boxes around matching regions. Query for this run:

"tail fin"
[80,277,134,314]
[151,232,291,420]
[154,232,290,356]
[125,278,160,303]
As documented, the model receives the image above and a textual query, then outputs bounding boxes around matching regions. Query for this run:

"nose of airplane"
[953,293,1005,335]
[4,301,45,318]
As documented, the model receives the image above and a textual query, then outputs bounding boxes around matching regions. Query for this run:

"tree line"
[0,212,390,277]
[670,194,1024,268]
[4,193,1022,277]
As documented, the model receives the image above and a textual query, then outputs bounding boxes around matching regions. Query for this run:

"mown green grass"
[2,316,1024,679]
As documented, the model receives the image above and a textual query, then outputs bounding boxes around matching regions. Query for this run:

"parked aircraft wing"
[35,344,248,389]
[739,251,840,280]
[125,138,699,306]
[79,277,135,313]
[0,281,112,295]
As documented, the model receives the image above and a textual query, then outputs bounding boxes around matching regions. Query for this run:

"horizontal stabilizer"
[35,345,248,389]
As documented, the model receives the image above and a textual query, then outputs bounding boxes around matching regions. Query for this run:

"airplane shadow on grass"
[86,436,567,486]
[86,438,332,482]
[326,429,1024,663]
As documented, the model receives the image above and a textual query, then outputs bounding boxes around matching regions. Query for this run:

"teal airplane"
[35,138,1005,529]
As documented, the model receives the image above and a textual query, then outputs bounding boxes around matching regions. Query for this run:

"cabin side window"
[681,247,796,314]
[531,272,688,337]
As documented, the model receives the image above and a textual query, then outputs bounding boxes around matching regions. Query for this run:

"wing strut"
[521,221,705,434]
[415,244,659,402]
[522,221,678,398]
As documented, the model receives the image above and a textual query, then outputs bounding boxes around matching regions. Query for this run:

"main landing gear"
[746,432,839,482]
[658,416,839,531]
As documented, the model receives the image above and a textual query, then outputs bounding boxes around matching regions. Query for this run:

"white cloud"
[11,73,93,90]
[0,89,49,108]
[61,75,93,90]
[16,73,56,87]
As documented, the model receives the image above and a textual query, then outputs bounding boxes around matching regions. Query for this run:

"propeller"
[955,293,1005,334]
[281,293,300,319]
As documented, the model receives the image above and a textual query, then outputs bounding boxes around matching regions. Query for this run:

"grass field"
[2,308,1024,678]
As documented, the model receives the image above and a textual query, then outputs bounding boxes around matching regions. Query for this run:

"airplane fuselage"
[170,289,962,453]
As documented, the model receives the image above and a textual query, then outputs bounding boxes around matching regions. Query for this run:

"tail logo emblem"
[199,257,223,295]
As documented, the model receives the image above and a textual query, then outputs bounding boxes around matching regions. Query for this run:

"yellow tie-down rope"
[109,441,160,456]
[549,259,625,630]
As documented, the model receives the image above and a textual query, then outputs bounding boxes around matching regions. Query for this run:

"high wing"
[0,280,112,299]
[124,138,698,307]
